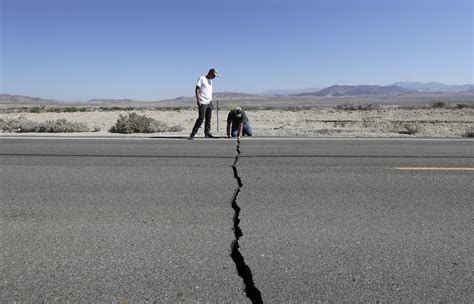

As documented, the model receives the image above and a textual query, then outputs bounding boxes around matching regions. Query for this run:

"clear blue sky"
[1,0,472,101]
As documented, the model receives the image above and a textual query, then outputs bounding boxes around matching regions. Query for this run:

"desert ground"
[1,104,473,138]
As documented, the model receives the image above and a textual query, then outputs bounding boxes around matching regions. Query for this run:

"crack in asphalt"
[230,140,263,304]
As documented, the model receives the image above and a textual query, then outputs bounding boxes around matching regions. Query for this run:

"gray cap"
[235,107,242,118]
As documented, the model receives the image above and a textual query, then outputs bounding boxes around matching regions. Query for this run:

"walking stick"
[216,99,219,132]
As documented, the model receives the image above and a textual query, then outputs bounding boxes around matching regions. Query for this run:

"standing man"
[188,68,218,139]
[226,106,253,140]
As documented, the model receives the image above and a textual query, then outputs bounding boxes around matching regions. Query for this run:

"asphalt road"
[1,137,473,303]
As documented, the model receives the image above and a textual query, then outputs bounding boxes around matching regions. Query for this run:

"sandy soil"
[1,106,473,137]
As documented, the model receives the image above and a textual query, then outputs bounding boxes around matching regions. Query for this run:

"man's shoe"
[187,134,194,140]
[205,134,215,138]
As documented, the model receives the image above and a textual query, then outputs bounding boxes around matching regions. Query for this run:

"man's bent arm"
[195,86,201,106]
[226,122,231,137]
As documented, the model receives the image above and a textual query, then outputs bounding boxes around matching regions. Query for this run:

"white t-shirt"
[196,76,213,105]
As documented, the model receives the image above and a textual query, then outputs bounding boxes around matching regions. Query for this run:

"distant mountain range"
[87,98,148,104]
[258,87,323,96]
[294,85,413,97]
[214,92,261,98]
[391,82,474,93]
[1,82,473,104]
[157,92,263,103]
[0,94,59,104]
[292,82,474,97]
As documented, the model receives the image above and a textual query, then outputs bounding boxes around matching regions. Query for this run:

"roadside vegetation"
[28,106,89,113]
[399,123,419,135]
[99,106,135,111]
[463,127,474,138]
[398,102,474,110]
[335,104,380,111]
[1,118,97,133]
[109,112,184,133]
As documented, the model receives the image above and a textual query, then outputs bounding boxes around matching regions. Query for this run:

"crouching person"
[226,107,253,139]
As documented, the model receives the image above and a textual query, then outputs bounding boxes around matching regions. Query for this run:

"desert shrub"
[402,123,419,135]
[37,119,90,132]
[287,106,304,112]
[45,107,88,113]
[2,118,40,132]
[455,104,471,109]
[1,118,90,133]
[46,107,62,113]
[398,104,420,110]
[389,122,419,135]
[335,104,350,110]
[225,104,238,111]
[63,107,78,112]
[1,118,31,132]
[100,106,135,111]
[29,106,44,113]
[0,107,29,114]
[431,101,446,108]
[463,127,474,138]
[109,112,183,133]
[335,104,377,111]
[162,107,185,112]
[110,113,157,133]
[153,106,191,112]
[0,118,6,130]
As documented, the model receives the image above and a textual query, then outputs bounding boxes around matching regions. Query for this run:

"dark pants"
[191,103,212,136]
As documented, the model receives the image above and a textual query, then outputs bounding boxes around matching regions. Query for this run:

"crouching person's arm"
[226,121,231,138]
[238,122,243,140]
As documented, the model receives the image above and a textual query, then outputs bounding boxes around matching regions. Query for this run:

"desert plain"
[2,92,474,138]
[1,102,473,138]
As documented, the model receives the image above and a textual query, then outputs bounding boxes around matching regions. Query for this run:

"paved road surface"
[1,137,473,302]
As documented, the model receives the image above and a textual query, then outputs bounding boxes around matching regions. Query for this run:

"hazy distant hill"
[88,98,142,104]
[0,94,58,104]
[158,92,262,103]
[258,87,323,96]
[295,85,414,97]
[214,92,262,99]
[392,81,474,93]
[453,84,474,93]
[2,83,474,106]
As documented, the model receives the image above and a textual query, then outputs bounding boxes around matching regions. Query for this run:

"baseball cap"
[209,68,218,77]
[235,107,242,118]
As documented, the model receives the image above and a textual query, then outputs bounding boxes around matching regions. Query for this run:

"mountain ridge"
[2,82,473,104]
[294,85,414,97]
[391,81,474,92]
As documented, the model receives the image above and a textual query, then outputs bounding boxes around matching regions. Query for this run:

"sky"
[0,0,472,101]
